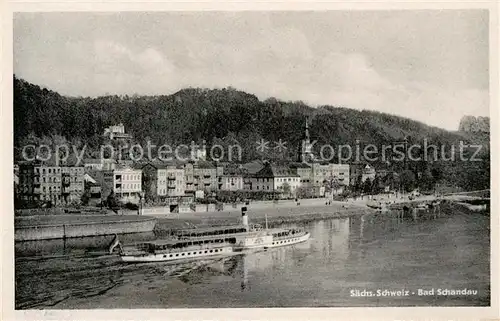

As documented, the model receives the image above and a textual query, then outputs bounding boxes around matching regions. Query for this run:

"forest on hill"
[13,75,490,191]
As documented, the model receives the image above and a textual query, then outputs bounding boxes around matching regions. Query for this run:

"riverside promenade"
[153,199,377,232]
[15,190,487,241]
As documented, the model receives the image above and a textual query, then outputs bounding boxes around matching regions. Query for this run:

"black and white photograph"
[4,3,498,318]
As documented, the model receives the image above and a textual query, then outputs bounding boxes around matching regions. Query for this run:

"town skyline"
[14,10,489,131]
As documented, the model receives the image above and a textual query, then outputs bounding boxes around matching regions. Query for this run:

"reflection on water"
[15,208,490,309]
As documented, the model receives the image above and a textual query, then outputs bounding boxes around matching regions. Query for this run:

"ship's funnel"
[241,206,249,230]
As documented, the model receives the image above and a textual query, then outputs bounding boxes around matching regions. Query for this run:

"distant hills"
[13,75,490,191]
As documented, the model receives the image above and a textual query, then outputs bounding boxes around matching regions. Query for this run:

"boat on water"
[115,207,310,263]
[119,234,236,263]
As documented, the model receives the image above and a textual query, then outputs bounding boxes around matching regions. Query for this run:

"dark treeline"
[13,75,490,191]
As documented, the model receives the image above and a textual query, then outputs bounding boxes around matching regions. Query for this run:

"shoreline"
[154,203,377,234]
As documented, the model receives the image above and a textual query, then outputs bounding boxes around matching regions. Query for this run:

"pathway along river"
[15,206,490,309]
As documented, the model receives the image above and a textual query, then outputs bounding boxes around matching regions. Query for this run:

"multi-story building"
[17,160,85,205]
[217,167,244,191]
[142,162,186,198]
[218,175,244,191]
[84,158,117,171]
[311,163,331,185]
[184,161,217,195]
[311,163,350,186]
[83,158,103,171]
[330,164,350,186]
[102,166,142,203]
[247,163,301,196]
[290,162,313,185]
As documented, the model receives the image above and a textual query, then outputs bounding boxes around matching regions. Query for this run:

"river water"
[15,207,490,309]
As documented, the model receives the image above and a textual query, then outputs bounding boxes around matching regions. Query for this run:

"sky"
[14,11,489,130]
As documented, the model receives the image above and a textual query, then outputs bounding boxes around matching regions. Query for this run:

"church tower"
[298,116,315,163]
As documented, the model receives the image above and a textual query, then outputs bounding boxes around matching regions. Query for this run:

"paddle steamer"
[116,207,310,263]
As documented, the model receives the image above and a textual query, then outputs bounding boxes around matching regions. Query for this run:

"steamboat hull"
[121,246,234,263]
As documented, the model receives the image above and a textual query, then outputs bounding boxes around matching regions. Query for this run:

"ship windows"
[182,253,185,256]
[169,254,173,257]
[199,251,202,254]
[204,250,208,253]
[163,255,167,258]
[187,252,191,255]
[209,250,213,253]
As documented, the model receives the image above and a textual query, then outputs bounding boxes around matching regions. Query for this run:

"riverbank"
[15,215,157,241]
[154,202,376,234]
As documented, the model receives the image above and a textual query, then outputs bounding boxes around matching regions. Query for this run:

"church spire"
[299,116,315,163]
[304,116,310,141]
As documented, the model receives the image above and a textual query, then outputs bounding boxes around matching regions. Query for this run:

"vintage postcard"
[2,1,498,320]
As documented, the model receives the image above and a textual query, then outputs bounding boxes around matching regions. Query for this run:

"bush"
[124,202,139,210]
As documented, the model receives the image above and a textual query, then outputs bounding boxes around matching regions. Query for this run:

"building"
[290,162,313,185]
[17,160,85,206]
[350,163,376,185]
[83,158,103,171]
[184,161,218,195]
[247,163,301,197]
[102,166,142,204]
[217,167,245,191]
[141,162,186,198]
[103,123,132,140]
[330,164,350,186]
[84,158,116,171]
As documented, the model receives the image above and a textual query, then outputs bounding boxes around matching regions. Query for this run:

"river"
[15,206,490,309]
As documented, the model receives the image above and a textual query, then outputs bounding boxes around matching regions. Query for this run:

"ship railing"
[151,242,234,254]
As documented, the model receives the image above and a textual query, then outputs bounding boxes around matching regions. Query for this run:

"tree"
[324,176,342,195]
[354,174,363,193]
[371,175,383,194]
[81,189,91,206]
[363,177,373,194]
[400,170,416,192]
[418,169,434,192]
[282,182,291,198]
[296,185,314,199]
[107,192,119,208]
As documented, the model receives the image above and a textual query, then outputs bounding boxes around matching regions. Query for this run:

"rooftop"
[255,163,300,178]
